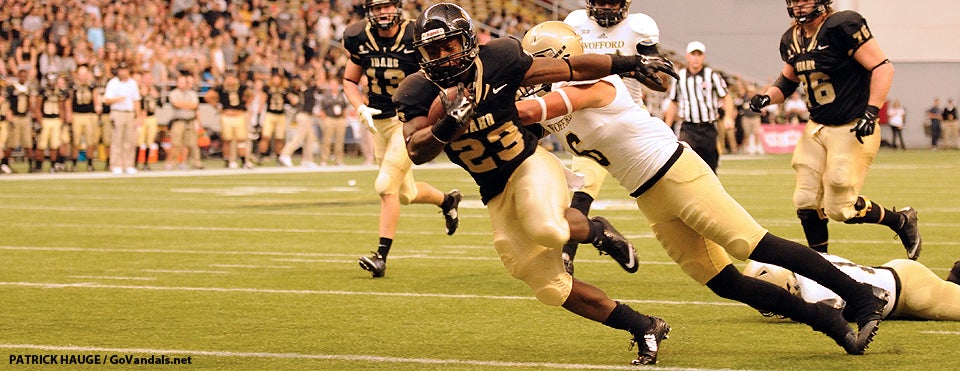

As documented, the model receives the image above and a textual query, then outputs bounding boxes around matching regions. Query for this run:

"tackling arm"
[516,82,615,125]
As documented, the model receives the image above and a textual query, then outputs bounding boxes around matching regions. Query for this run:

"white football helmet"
[519,21,584,97]
[743,260,801,317]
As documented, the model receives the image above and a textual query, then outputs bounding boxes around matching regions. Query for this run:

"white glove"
[357,104,382,134]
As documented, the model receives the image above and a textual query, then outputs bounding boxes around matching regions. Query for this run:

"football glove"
[432,83,475,143]
[749,94,771,113]
[440,83,475,124]
[357,104,381,134]
[851,105,880,144]
[611,54,679,86]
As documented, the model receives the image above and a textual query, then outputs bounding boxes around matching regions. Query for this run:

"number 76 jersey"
[779,10,873,126]
[541,76,679,195]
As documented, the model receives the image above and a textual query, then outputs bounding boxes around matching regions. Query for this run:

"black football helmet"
[587,0,631,27]
[786,0,832,24]
[413,3,478,88]
[364,0,402,31]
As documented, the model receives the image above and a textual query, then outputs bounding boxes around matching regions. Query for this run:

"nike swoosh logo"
[624,250,636,270]
[403,49,415,54]
[492,84,507,94]
[816,45,829,50]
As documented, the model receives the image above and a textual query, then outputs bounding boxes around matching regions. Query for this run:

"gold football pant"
[488,147,573,306]
[884,259,960,321]
[792,120,880,221]
[636,146,768,284]
[373,116,417,204]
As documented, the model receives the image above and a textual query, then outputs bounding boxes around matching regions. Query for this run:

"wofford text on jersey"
[9,354,193,365]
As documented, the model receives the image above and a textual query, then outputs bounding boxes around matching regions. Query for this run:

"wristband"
[430,115,462,143]
[608,54,636,75]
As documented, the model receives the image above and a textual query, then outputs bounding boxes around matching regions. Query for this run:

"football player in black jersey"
[749,0,921,260]
[396,3,679,365]
[342,0,462,278]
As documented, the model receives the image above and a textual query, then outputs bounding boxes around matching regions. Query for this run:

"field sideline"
[1,150,958,370]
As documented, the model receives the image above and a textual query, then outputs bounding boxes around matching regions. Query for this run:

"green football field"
[1,149,958,370]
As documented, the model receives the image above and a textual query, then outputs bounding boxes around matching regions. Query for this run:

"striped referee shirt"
[668,66,728,123]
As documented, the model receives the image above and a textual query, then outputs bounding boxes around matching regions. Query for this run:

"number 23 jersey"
[394,38,539,204]
[780,10,873,126]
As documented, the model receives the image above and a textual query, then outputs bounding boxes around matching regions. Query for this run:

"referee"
[664,41,735,172]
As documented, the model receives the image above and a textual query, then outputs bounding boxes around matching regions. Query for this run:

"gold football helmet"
[743,260,801,317]
[519,21,584,97]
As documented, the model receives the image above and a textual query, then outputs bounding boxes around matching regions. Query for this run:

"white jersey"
[795,254,897,319]
[541,76,678,195]
[564,10,660,105]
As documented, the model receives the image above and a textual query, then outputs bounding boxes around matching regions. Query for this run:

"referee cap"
[686,41,706,54]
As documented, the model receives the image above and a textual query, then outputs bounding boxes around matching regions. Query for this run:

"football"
[410,86,458,134]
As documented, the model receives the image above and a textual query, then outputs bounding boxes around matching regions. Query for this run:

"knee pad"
[842,196,872,224]
[236,142,247,149]
[792,188,820,211]
[527,222,569,250]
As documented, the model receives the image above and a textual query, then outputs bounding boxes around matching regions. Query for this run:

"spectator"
[887,99,906,150]
[928,97,942,149]
[740,84,765,155]
[942,98,958,149]
[279,69,322,168]
[318,74,349,166]
[166,74,203,170]
[783,91,809,124]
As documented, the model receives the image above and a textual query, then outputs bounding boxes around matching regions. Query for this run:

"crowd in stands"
[0,0,931,175]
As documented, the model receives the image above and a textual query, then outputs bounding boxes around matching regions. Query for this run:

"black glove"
[749,94,771,113]
[611,54,679,86]
[850,105,880,144]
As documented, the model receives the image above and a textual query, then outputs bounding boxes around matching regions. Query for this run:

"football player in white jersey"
[516,21,891,357]
[746,257,960,321]
[559,0,673,275]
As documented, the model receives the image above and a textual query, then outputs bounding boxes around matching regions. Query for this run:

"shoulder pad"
[342,21,369,40]
[824,10,866,29]
[626,13,660,46]
[563,10,590,27]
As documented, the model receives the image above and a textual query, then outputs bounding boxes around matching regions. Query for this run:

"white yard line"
[0,281,742,307]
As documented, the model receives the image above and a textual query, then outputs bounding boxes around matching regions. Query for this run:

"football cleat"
[358,252,386,278]
[441,190,462,236]
[810,302,861,355]
[946,261,960,285]
[590,216,638,273]
[1,164,12,174]
[842,284,889,354]
[561,252,574,276]
[895,207,921,260]
[631,316,670,365]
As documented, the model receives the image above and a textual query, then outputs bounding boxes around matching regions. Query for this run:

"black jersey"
[264,85,290,114]
[780,11,873,126]
[71,83,97,113]
[217,85,247,111]
[6,83,34,116]
[141,90,161,116]
[39,87,69,119]
[342,19,420,119]
[395,38,538,204]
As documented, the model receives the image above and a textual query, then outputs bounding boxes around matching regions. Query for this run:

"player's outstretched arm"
[516,83,615,125]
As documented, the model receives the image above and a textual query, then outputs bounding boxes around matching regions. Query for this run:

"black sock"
[749,232,865,300]
[880,207,904,229]
[377,237,393,259]
[797,208,829,252]
[1,158,7,165]
[602,302,653,336]
[585,220,603,244]
[570,192,594,216]
[948,261,960,285]
[706,265,816,322]
[87,157,93,165]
